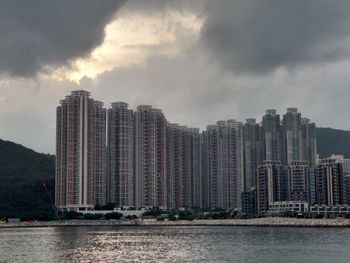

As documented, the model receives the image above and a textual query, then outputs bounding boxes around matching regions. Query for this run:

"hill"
[316,127,350,158]
[0,139,55,220]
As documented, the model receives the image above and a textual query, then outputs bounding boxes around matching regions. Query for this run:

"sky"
[1,0,350,153]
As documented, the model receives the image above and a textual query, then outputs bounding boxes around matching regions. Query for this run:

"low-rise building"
[310,205,350,214]
[241,187,258,215]
[268,201,309,214]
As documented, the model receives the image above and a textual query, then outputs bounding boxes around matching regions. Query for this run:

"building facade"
[301,118,317,167]
[55,90,106,211]
[282,108,302,165]
[243,119,262,191]
[316,156,346,206]
[107,102,134,207]
[189,128,202,209]
[261,109,282,162]
[202,120,243,210]
[241,187,258,215]
[268,201,309,214]
[166,124,192,208]
[257,161,286,213]
[134,106,167,208]
[287,161,309,202]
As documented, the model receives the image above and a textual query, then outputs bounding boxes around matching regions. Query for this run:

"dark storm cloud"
[201,0,350,73]
[121,0,203,14]
[0,0,125,77]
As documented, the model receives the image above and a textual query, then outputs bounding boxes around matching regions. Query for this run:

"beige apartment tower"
[55,90,106,211]
[134,105,167,208]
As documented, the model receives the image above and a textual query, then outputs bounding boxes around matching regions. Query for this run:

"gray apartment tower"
[287,161,309,202]
[316,156,346,206]
[301,118,317,167]
[283,108,302,165]
[257,161,286,213]
[202,120,243,210]
[55,90,106,211]
[189,128,202,209]
[107,102,134,207]
[261,109,282,162]
[243,118,262,191]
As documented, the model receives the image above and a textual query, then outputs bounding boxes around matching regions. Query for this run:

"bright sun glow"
[53,11,203,82]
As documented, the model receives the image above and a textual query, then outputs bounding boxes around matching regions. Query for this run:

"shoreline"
[2,217,350,228]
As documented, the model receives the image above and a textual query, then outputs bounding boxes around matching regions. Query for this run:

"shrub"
[104,212,123,220]
[83,213,103,220]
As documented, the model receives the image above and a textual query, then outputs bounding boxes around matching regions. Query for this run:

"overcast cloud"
[201,0,350,73]
[1,0,350,153]
[0,0,125,77]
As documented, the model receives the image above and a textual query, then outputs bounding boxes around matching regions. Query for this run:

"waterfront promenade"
[2,217,350,228]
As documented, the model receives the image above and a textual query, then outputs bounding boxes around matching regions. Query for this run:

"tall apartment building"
[92,101,107,207]
[301,118,317,167]
[202,120,243,210]
[166,124,177,209]
[256,161,286,213]
[287,161,309,202]
[166,124,192,208]
[107,102,134,207]
[316,155,346,206]
[55,90,106,211]
[201,125,211,209]
[283,108,302,165]
[189,128,202,209]
[167,126,202,210]
[243,118,262,190]
[261,109,282,162]
[134,106,167,208]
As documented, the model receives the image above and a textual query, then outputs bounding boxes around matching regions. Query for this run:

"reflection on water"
[1,226,350,262]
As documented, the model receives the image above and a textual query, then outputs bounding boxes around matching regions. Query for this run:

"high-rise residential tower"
[55,90,106,211]
[92,101,107,207]
[301,118,317,167]
[261,109,282,162]
[166,123,177,209]
[189,128,202,209]
[243,118,262,190]
[202,120,243,210]
[166,124,192,209]
[107,102,134,207]
[283,108,302,165]
[134,106,167,208]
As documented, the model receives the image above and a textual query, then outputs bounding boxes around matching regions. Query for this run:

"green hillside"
[316,127,350,158]
[0,139,55,220]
